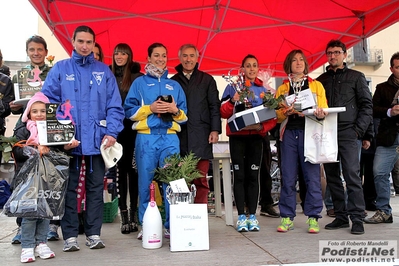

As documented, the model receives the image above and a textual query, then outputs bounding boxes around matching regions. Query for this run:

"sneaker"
[137,230,143,240]
[326,209,336,217]
[63,237,80,252]
[307,218,320,233]
[47,224,59,241]
[247,214,260,231]
[164,229,170,239]
[364,210,393,224]
[236,214,249,232]
[325,218,349,230]
[34,243,55,259]
[12,227,22,244]
[86,235,105,249]
[260,205,280,218]
[277,217,294,232]
[20,248,35,263]
[351,221,365,235]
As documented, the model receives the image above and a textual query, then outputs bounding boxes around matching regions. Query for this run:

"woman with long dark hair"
[110,43,142,234]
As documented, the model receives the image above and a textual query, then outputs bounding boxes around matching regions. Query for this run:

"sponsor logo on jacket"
[66,74,75,81]
[92,72,104,85]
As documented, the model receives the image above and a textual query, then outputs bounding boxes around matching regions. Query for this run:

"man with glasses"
[317,39,373,235]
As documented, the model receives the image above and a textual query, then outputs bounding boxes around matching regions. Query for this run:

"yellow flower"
[46,55,55,65]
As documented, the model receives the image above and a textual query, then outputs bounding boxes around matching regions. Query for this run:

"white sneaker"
[137,230,143,240]
[21,248,35,263]
[85,235,105,249]
[63,237,80,252]
[34,243,55,259]
[164,229,170,239]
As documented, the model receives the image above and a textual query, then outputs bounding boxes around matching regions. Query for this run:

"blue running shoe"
[248,214,260,231]
[47,224,59,241]
[236,214,248,232]
[12,227,22,244]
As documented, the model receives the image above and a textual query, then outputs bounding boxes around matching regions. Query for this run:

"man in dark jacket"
[364,52,399,224]
[0,49,11,76]
[0,72,14,135]
[317,39,372,235]
[171,44,221,204]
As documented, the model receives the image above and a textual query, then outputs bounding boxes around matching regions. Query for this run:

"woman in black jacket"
[110,43,143,234]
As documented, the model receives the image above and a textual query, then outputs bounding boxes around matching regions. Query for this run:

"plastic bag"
[2,147,70,219]
[304,114,339,164]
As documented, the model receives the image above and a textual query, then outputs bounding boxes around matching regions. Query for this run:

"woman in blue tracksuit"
[124,42,188,240]
[41,26,124,251]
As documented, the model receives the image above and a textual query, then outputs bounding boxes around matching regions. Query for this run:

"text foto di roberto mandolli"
[319,240,397,263]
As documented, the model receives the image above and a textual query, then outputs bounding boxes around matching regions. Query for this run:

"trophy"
[288,73,307,111]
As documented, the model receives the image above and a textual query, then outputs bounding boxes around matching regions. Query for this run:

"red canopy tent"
[29,0,399,76]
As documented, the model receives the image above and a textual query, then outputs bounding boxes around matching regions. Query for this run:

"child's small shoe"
[21,248,35,263]
[34,243,55,259]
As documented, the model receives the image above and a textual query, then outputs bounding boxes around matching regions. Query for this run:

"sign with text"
[14,68,44,104]
[319,240,397,264]
[37,103,75,146]
[170,204,209,252]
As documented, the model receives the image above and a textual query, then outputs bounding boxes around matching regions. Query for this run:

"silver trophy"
[166,184,197,205]
[288,73,307,111]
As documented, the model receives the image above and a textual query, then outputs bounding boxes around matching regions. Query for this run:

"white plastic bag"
[304,113,338,164]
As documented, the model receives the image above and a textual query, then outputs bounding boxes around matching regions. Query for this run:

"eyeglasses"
[326,51,345,57]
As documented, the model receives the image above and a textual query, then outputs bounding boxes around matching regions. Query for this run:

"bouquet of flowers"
[257,68,286,110]
[153,152,203,186]
[222,69,254,104]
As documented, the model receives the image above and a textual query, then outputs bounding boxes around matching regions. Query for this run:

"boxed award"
[227,105,276,132]
[37,103,75,145]
[14,67,44,104]
[170,204,209,252]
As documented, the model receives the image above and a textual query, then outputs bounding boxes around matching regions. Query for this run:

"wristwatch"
[173,110,180,116]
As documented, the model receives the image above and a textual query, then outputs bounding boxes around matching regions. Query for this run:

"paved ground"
[1,196,399,265]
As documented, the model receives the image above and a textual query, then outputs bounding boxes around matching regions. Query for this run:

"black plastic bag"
[2,147,70,220]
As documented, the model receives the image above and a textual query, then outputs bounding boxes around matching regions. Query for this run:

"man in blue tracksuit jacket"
[41,26,124,251]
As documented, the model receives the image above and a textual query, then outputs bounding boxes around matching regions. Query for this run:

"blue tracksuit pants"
[279,129,323,219]
[135,133,180,230]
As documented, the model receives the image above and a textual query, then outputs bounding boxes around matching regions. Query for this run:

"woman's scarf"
[144,63,166,78]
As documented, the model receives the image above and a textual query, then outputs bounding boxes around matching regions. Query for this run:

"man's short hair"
[390,52,399,67]
[26,35,48,51]
[325,39,347,54]
[178,44,199,57]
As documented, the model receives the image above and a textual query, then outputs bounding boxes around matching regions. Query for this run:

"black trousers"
[117,127,138,212]
[230,135,263,215]
[324,138,365,223]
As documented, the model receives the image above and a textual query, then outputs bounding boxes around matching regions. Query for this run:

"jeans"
[21,218,49,248]
[373,133,399,214]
